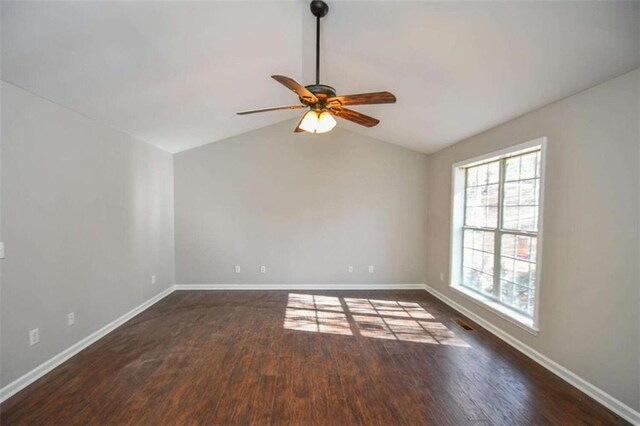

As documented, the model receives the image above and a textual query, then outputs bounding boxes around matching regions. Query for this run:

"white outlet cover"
[235,265,241,273]
[0,242,5,259]
[348,265,353,273]
[369,265,374,273]
[29,328,39,346]
[260,266,266,273]
[151,275,156,284]
[68,312,75,326]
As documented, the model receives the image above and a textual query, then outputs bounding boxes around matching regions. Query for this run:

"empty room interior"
[1,0,639,424]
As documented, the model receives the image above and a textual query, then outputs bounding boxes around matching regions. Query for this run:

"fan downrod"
[310,0,329,18]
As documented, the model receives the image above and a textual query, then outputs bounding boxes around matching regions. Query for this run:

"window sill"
[449,284,539,335]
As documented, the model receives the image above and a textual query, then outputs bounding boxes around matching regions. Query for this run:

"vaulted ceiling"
[2,1,639,154]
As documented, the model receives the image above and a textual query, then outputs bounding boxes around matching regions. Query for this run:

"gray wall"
[174,120,428,285]
[426,70,640,411]
[3,67,637,413]
[0,83,175,385]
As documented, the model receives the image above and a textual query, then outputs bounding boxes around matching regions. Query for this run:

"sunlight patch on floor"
[284,308,352,336]
[345,297,435,319]
[283,293,470,347]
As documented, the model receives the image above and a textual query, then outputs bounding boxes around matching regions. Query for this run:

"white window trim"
[449,137,547,335]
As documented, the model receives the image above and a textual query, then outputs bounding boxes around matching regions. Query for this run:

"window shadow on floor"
[283,293,470,347]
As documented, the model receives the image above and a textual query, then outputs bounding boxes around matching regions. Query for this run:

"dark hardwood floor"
[0,290,627,425]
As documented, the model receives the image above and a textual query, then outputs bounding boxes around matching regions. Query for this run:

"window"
[450,138,545,332]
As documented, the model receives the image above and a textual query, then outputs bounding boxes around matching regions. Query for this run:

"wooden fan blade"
[237,105,306,115]
[327,91,396,107]
[272,75,318,104]
[330,107,380,127]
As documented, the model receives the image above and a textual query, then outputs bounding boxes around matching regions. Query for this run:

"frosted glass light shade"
[315,112,337,134]
[299,111,319,133]
[298,110,337,134]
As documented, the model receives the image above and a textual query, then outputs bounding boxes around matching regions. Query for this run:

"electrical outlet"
[67,312,75,326]
[440,272,444,282]
[260,266,266,273]
[368,265,374,273]
[29,328,40,346]
[151,275,156,285]
[0,242,5,259]
[235,265,241,273]
[348,265,353,273]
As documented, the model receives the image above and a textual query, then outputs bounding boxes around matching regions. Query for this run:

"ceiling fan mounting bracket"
[310,0,329,18]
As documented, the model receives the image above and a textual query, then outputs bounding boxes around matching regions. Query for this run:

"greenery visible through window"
[461,149,541,317]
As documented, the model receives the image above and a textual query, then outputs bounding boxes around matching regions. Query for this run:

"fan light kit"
[299,110,336,134]
[237,0,396,134]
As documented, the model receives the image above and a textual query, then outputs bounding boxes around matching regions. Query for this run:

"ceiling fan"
[237,0,396,134]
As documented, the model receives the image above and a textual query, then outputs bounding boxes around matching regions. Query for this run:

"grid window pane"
[487,161,500,184]
[529,263,537,288]
[515,235,532,261]
[487,207,498,226]
[505,156,520,181]
[465,161,500,228]
[463,267,481,291]
[502,152,541,233]
[503,206,518,229]
[467,167,478,186]
[518,206,536,231]
[519,152,537,180]
[500,234,537,314]
[463,229,495,254]
[520,180,536,205]
[462,229,495,297]
[504,182,519,206]
[502,234,515,258]
[476,164,488,185]
[482,232,495,253]
[466,207,485,227]
[481,273,494,295]
[461,148,542,320]
[500,281,532,315]
[503,235,537,258]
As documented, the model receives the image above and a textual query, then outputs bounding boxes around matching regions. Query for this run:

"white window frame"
[449,137,547,334]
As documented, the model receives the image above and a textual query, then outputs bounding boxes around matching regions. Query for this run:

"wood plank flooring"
[0,290,628,425]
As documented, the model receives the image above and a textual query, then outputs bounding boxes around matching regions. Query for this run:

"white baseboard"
[424,284,640,425]
[0,282,417,403]
[6,283,634,424]
[174,283,426,290]
[0,285,175,403]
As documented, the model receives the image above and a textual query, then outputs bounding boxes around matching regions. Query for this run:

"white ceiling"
[2,1,639,154]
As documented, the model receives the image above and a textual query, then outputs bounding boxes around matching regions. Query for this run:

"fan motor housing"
[302,84,336,106]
